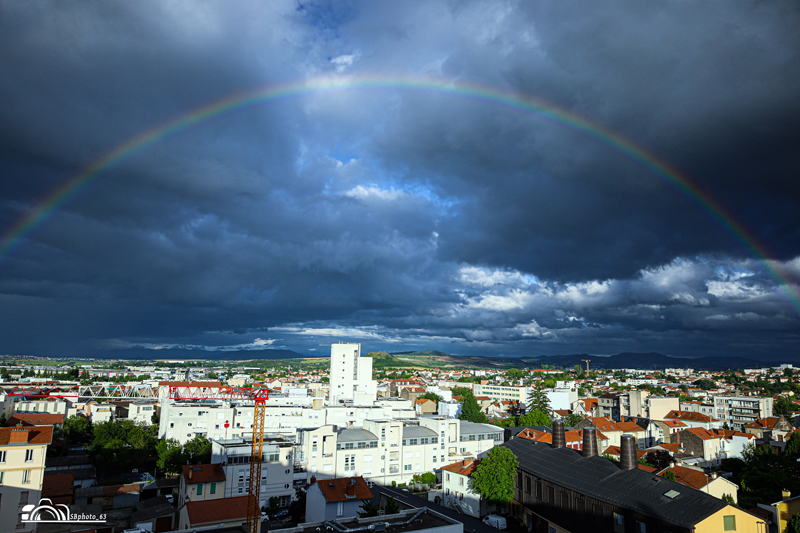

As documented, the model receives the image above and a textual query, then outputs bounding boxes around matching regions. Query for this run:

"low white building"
[441,458,493,518]
[211,436,295,509]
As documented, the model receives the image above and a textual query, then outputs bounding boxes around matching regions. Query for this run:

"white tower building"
[329,342,377,404]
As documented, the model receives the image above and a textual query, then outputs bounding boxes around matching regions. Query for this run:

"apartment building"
[297,420,440,485]
[0,425,53,532]
[12,398,69,416]
[210,436,295,508]
[330,343,377,404]
[417,417,503,462]
[128,401,157,425]
[472,384,528,405]
[714,396,774,431]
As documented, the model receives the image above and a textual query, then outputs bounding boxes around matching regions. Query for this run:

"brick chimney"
[9,426,30,444]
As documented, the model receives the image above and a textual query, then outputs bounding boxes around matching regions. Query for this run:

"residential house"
[7,413,65,429]
[663,410,720,430]
[305,476,374,522]
[179,464,225,507]
[575,417,623,447]
[74,483,141,509]
[0,425,53,532]
[178,494,249,530]
[131,494,177,533]
[757,490,800,533]
[598,393,621,422]
[744,416,794,442]
[571,398,599,418]
[415,398,437,416]
[614,421,648,449]
[441,459,488,518]
[657,465,739,504]
[675,428,724,466]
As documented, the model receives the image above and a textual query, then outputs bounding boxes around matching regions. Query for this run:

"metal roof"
[337,428,378,442]
[402,426,438,438]
[504,438,727,528]
[460,421,503,435]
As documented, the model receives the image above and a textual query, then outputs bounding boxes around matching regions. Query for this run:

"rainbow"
[2,74,798,312]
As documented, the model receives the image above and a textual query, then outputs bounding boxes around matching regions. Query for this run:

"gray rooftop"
[337,428,378,442]
[402,426,438,438]
[504,438,728,529]
[459,421,503,435]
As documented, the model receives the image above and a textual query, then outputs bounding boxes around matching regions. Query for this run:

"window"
[210,482,216,495]
[197,483,203,495]
[636,521,647,533]
[337,501,344,516]
[25,449,33,462]
[0,472,3,484]
[20,491,29,505]
[536,480,542,499]
[22,470,30,484]
[723,515,736,531]
[404,464,411,471]
[0,451,5,462]
[547,486,554,504]
[525,477,531,494]
[613,512,624,533]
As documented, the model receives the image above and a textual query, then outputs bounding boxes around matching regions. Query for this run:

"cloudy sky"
[1,1,799,359]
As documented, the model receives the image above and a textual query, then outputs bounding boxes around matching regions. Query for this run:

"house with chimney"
[743,416,794,442]
[663,410,721,430]
[506,420,766,533]
[306,476,374,522]
[178,463,226,507]
[441,458,488,518]
[656,465,739,504]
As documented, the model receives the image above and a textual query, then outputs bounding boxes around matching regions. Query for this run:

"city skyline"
[1,2,799,359]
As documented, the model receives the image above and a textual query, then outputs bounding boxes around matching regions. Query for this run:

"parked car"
[482,515,507,530]
[273,509,290,519]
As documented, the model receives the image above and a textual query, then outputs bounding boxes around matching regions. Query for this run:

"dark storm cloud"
[0,0,798,358]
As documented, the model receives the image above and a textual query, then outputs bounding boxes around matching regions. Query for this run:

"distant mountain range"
[90,347,315,361]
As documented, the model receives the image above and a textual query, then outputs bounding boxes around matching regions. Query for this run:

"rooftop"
[186,495,249,525]
[505,438,728,529]
[337,428,378,442]
[313,476,373,502]
[182,464,226,484]
[276,507,456,533]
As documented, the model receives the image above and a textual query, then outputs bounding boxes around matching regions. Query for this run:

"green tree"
[151,411,160,426]
[385,496,400,515]
[471,447,519,510]
[460,392,488,424]
[411,472,437,486]
[565,413,584,427]
[786,431,800,459]
[526,383,551,415]
[451,387,471,398]
[420,392,443,404]
[184,434,212,464]
[786,514,800,533]
[358,500,381,518]
[518,410,551,427]
[156,438,186,475]
[662,470,676,481]
[0,412,6,427]
[693,379,716,391]
[721,494,738,507]
[774,396,795,417]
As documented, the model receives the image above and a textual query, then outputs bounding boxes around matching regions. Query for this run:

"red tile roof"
[603,446,648,460]
[102,483,141,496]
[42,473,75,499]
[744,417,781,430]
[657,466,715,490]
[616,422,645,433]
[660,420,688,428]
[186,495,249,525]
[8,414,65,426]
[682,428,720,441]
[442,459,481,477]
[0,425,53,445]
[182,464,226,485]
[664,410,718,423]
[586,417,620,432]
[314,476,373,503]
